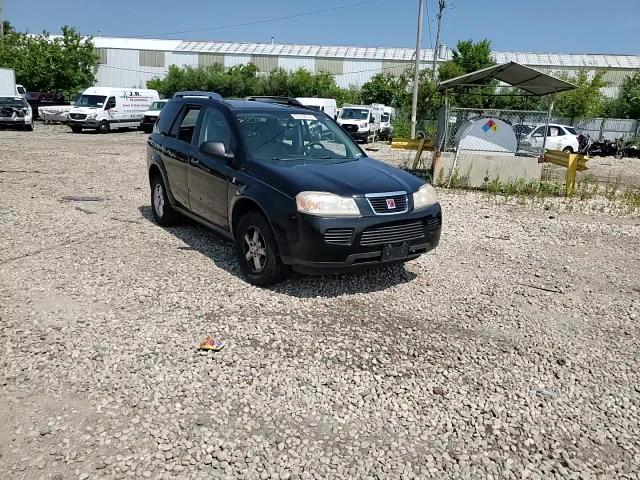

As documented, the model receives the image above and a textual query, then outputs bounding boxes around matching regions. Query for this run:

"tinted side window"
[156,101,182,136]
[172,106,201,144]
[566,127,577,135]
[197,108,233,150]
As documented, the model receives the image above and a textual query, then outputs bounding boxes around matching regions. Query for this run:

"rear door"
[187,106,235,227]
[160,103,203,210]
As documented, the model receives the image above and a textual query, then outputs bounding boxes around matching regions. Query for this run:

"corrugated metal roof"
[91,37,640,69]
[92,37,183,52]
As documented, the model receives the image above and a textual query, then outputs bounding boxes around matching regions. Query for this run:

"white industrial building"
[93,37,640,97]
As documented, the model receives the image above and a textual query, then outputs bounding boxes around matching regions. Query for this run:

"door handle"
[188,156,199,165]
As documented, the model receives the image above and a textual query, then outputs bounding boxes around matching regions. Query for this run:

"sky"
[5,0,640,55]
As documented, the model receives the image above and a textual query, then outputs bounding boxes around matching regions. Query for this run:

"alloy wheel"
[243,227,267,273]
[153,183,164,218]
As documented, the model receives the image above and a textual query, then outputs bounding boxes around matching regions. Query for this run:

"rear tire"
[235,211,286,287]
[614,150,624,159]
[98,121,110,134]
[562,146,574,153]
[24,123,34,132]
[150,175,180,226]
[71,126,83,134]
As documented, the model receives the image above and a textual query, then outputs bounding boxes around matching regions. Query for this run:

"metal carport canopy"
[438,62,576,96]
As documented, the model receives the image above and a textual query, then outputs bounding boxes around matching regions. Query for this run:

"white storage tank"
[454,117,517,153]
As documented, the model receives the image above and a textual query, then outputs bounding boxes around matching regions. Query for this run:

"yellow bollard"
[566,153,577,197]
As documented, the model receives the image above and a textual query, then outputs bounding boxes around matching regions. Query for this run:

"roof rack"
[245,96,303,107]
[173,91,223,100]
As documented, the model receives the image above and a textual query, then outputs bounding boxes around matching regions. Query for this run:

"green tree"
[437,39,497,108]
[0,25,98,98]
[553,70,608,120]
[360,73,405,106]
[615,72,640,119]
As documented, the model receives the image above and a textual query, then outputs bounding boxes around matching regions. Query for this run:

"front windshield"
[340,108,369,120]
[149,101,166,111]
[237,110,364,162]
[0,97,27,108]
[75,95,107,108]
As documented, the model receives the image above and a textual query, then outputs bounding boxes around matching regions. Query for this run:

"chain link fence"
[439,107,553,156]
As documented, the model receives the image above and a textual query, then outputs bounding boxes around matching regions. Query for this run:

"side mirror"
[200,141,235,164]
[369,117,375,124]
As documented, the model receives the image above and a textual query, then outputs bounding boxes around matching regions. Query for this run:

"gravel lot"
[1,124,639,480]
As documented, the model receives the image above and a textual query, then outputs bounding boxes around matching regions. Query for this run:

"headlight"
[296,192,361,217]
[360,122,368,128]
[87,113,97,119]
[412,184,438,210]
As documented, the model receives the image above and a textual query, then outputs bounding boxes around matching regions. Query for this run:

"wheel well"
[231,198,267,236]
[148,164,162,184]
[563,146,574,153]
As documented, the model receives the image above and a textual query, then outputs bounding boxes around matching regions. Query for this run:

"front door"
[187,106,235,228]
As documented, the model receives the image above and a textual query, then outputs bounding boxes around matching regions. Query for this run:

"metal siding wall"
[382,60,411,76]
[336,60,383,88]
[316,58,344,75]
[224,55,252,67]
[198,53,225,67]
[96,49,165,89]
[168,52,199,67]
[278,56,315,72]
[250,55,278,73]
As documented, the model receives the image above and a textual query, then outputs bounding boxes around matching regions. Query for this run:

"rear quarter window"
[565,127,577,135]
[155,101,182,136]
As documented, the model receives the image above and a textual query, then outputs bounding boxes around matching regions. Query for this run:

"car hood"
[249,157,423,198]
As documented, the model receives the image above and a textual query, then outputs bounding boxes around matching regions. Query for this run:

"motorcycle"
[587,137,624,159]
[624,142,640,159]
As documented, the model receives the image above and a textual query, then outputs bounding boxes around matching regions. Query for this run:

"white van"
[67,87,160,134]
[380,106,396,141]
[337,104,383,143]
[295,98,338,120]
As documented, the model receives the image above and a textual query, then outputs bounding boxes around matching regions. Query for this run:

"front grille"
[324,228,354,246]
[366,193,408,215]
[342,124,358,133]
[69,113,86,120]
[360,221,425,246]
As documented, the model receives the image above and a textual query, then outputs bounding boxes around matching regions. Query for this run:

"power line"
[135,0,381,39]
[425,0,433,49]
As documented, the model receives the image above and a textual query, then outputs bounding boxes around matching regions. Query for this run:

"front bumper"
[0,118,29,127]
[279,203,442,274]
[68,118,99,128]
[141,115,157,130]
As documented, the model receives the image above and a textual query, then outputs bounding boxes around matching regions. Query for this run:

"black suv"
[147,93,442,286]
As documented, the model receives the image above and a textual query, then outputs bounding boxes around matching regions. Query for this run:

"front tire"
[150,175,179,226]
[98,121,110,134]
[24,123,34,132]
[235,211,286,287]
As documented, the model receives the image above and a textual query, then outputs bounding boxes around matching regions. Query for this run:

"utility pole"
[431,0,446,80]
[410,0,425,139]
[0,0,4,37]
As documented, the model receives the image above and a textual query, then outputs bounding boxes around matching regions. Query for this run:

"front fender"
[228,179,296,256]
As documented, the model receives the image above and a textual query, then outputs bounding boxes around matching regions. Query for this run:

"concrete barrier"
[435,151,542,187]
